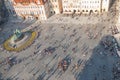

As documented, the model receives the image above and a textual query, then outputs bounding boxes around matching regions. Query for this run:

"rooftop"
[14,0,47,5]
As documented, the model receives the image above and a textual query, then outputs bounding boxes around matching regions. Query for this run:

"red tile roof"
[14,0,46,5]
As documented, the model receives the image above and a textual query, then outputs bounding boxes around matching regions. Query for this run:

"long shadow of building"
[76,35,120,80]
[0,0,9,25]
[110,0,116,8]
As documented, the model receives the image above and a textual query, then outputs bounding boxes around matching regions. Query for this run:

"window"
[41,11,43,14]
[31,12,34,15]
[103,9,105,11]
[95,10,97,12]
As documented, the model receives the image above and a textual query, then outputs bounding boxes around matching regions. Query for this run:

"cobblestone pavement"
[0,1,120,80]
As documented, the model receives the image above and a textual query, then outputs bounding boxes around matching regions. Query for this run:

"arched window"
[103,9,105,11]
[65,10,67,12]
[95,10,98,12]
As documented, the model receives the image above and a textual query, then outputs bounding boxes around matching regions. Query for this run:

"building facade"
[62,0,112,14]
[4,0,112,20]
[48,0,62,15]
[5,0,50,20]
[62,0,81,14]
[101,0,112,12]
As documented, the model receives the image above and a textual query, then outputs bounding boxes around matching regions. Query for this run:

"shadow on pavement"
[110,0,116,9]
[37,71,46,80]
[76,35,120,80]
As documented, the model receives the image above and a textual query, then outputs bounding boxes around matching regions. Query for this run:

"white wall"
[49,0,62,14]
[81,0,101,12]
[102,0,111,12]
[62,0,101,14]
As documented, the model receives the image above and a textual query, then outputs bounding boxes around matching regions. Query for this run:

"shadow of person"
[76,35,120,80]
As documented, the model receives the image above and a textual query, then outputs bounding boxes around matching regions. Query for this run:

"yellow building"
[62,0,80,14]
[4,0,113,20]
[101,0,112,12]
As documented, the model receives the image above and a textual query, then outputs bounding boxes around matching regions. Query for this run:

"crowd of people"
[111,26,119,35]
[57,59,69,72]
